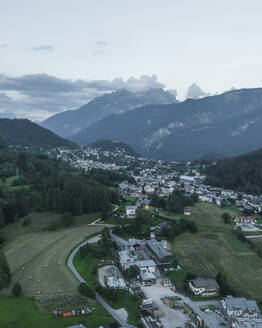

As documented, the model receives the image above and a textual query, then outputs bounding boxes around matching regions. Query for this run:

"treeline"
[88,168,136,186]
[113,210,198,240]
[0,118,76,149]
[151,190,198,213]
[205,148,262,194]
[0,149,119,227]
[167,190,198,214]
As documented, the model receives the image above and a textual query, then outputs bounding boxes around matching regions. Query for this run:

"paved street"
[67,233,134,328]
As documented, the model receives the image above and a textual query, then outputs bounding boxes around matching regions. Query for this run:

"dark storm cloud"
[0,73,165,120]
[32,45,54,51]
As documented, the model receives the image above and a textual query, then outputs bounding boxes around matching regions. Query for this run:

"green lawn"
[0,176,18,187]
[0,295,113,328]
[123,194,137,203]
[226,204,243,216]
[171,202,262,301]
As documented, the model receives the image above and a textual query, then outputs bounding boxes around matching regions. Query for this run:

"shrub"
[12,282,22,296]
[78,283,95,299]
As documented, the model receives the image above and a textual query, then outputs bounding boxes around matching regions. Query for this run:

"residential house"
[234,216,256,225]
[146,239,172,266]
[126,206,137,219]
[189,278,220,297]
[184,208,192,216]
[144,185,155,194]
[222,296,260,320]
[199,194,213,203]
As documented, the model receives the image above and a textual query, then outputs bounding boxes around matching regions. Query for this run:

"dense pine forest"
[205,148,262,194]
[0,147,120,227]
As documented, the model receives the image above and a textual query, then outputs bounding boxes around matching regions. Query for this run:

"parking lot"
[141,280,227,328]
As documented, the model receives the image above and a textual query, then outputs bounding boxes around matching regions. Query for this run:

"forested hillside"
[0,148,119,227]
[0,119,76,150]
[205,148,262,194]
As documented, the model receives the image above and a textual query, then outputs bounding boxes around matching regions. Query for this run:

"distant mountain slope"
[205,148,262,194]
[70,88,262,161]
[88,140,139,157]
[0,137,6,148]
[41,88,177,138]
[0,119,76,149]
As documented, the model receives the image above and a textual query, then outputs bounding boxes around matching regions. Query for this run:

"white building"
[189,278,219,297]
[222,296,260,319]
[126,206,137,218]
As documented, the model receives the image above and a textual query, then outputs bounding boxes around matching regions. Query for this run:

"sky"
[0,0,262,121]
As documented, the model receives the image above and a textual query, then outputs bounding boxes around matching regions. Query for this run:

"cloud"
[94,41,108,46]
[32,45,54,51]
[168,89,178,97]
[0,42,8,49]
[92,50,105,56]
[186,83,209,99]
[0,73,165,121]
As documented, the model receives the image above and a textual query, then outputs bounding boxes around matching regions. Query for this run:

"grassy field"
[2,212,101,240]
[0,176,18,187]
[171,202,262,301]
[0,214,116,328]
[0,294,113,328]
[2,218,104,297]
[0,176,30,191]
[123,194,137,203]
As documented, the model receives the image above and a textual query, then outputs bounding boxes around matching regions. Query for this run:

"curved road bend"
[67,234,134,328]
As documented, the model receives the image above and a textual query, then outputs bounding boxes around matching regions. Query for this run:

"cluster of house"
[120,168,262,220]
[180,175,262,215]
[125,194,151,218]
[117,238,172,287]
[222,296,262,328]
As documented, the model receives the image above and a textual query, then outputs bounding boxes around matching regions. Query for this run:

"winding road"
[67,206,135,328]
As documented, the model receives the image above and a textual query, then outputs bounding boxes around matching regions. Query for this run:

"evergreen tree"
[78,283,95,299]
[60,212,74,227]
[12,282,22,296]
[0,251,11,289]
[0,207,5,228]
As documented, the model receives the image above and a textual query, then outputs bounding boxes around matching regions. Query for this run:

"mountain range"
[0,119,76,149]
[42,88,177,138]
[69,88,262,161]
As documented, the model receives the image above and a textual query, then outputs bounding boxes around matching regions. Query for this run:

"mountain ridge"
[70,87,262,161]
[41,88,177,138]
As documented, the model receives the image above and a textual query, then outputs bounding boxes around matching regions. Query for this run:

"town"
[49,143,262,328]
